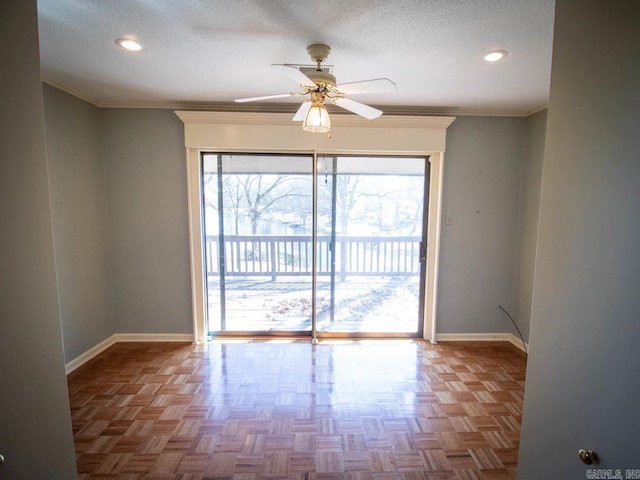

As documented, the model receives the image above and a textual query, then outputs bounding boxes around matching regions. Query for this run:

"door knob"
[578,449,598,465]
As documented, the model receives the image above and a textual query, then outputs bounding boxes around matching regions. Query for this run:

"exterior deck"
[205,235,423,334]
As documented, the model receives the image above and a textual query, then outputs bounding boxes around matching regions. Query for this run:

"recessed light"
[116,38,142,51]
[484,50,508,62]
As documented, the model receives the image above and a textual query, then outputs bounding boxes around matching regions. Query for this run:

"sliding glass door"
[202,153,429,337]
[315,156,429,335]
[202,153,313,333]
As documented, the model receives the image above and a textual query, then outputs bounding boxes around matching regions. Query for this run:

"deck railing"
[205,235,422,280]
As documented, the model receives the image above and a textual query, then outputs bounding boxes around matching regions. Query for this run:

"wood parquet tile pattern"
[67,339,526,480]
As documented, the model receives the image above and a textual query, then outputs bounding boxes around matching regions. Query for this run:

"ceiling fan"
[234,44,396,133]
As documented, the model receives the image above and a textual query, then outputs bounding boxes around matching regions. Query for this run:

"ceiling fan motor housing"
[302,69,336,89]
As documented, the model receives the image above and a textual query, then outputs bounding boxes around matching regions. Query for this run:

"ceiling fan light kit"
[234,44,396,133]
[303,92,331,132]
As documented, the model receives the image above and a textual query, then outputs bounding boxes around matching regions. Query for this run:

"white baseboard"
[65,333,195,375]
[435,332,528,353]
[65,335,117,375]
[113,333,194,343]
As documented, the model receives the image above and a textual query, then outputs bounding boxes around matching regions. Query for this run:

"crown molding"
[39,82,539,117]
[175,111,456,130]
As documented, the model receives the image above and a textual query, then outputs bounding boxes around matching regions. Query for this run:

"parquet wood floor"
[67,339,526,480]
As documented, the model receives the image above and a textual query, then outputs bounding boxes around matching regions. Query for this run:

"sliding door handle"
[419,241,427,262]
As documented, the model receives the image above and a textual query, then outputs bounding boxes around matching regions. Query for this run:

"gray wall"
[518,1,640,477]
[0,1,77,478]
[43,84,115,362]
[510,109,547,342]
[41,92,193,353]
[100,112,532,339]
[102,109,192,334]
[40,87,544,358]
[438,116,526,335]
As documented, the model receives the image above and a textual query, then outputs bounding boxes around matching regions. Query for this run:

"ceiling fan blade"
[273,64,317,88]
[234,92,295,103]
[292,100,312,122]
[332,97,383,120]
[334,78,397,95]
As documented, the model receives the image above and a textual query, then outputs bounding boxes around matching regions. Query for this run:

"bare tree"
[333,175,364,280]
[204,173,310,235]
[237,174,305,234]
[202,174,244,234]
[404,181,424,235]
[335,175,364,234]
[280,178,312,228]
[362,190,394,233]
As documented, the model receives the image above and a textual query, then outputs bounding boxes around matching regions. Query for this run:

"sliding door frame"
[178,111,455,344]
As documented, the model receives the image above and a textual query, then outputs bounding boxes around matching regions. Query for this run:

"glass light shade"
[303,105,331,133]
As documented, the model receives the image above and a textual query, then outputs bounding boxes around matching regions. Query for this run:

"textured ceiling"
[37,0,555,116]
